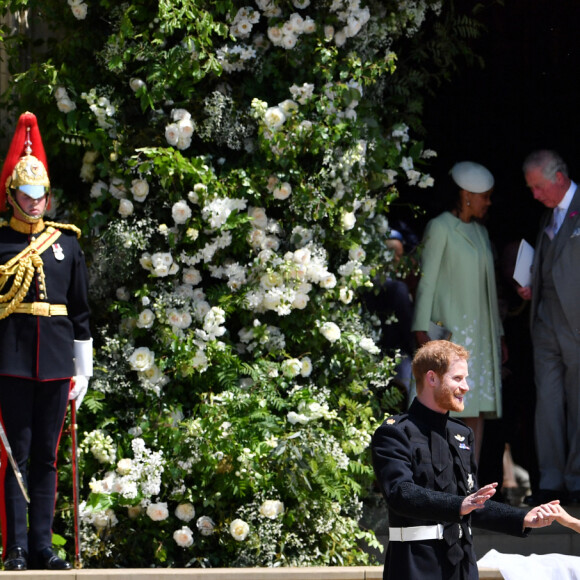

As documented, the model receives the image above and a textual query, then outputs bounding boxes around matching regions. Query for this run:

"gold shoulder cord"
[45,221,82,239]
[0,226,62,320]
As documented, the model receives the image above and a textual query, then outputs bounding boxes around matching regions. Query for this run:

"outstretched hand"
[524,500,560,529]
[460,483,498,515]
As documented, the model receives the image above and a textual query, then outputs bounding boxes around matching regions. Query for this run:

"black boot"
[4,546,28,571]
[33,547,72,570]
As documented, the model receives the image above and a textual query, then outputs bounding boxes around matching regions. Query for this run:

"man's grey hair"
[523,150,569,182]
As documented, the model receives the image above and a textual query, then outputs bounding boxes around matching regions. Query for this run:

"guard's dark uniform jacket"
[372,398,529,580]
[0,217,91,560]
[0,219,91,379]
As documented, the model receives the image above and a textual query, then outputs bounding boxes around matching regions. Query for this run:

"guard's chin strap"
[7,190,47,224]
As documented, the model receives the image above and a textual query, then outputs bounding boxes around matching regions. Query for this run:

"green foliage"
[0,0,486,569]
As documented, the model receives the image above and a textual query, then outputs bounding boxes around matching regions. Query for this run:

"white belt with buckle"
[389,524,444,542]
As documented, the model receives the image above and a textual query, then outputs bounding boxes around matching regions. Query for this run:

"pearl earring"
[467,201,471,206]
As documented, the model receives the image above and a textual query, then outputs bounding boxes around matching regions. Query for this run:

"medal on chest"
[52,243,65,261]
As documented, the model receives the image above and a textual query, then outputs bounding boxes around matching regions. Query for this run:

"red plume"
[0,112,49,212]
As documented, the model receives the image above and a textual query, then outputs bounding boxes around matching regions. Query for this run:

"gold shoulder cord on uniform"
[45,221,81,239]
[0,226,62,320]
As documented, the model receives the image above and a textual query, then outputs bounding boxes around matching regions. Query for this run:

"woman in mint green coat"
[411,161,505,462]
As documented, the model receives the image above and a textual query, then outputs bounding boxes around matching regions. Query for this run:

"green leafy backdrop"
[0,0,483,568]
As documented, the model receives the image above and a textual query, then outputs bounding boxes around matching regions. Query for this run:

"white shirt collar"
[557,180,577,212]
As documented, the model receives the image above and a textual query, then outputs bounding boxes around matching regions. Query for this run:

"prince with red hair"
[0,112,92,570]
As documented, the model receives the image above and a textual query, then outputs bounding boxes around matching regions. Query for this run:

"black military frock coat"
[0,221,91,380]
[372,399,529,580]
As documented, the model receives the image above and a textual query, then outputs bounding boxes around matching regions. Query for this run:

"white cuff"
[74,339,93,377]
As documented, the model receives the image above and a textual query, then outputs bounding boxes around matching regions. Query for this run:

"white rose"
[175,503,196,522]
[118,198,134,218]
[300,356,312,377]
[146,502,169,522]
[248,206,268,229]
[259,499,284,519]
[264,106,286,129]
[172,200,192,225]
[137,309,155,329]
[165,123,180,146]
[230,518,250,541]
[71,3,88,20]
[129,78,146,92]
[341,211,356,230]
[128,347,155,372]
[281,358,302,378]
[196,516,215,536]
[320,321,341,343]
[90,180,108,199]
[116,458,133,476]
[273,182,292,200]
[131,178,150,202]
[173,526,194,548]
[183,268,202,286]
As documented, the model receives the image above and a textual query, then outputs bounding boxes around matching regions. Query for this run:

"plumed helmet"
[0,112,50,212]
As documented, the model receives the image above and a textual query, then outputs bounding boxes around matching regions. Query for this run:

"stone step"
[0,567,502,579]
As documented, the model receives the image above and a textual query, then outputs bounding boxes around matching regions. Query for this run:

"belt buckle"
[32,302,51,316]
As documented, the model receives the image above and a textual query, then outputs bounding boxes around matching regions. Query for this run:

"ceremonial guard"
[0,112,92,570]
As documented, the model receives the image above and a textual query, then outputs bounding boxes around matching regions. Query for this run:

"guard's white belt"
[389,524,444,542]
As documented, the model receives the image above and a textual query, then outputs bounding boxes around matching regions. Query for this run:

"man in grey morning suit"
[518,150,580,505]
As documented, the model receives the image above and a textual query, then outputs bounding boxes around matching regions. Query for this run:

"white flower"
[175,503,196,522]
[339,287,354,304]
[183,267,202,286]
[137,309,155,329]
[230,518,250,541]
[264,106,286,129]
[173,526,194,548]
[248,206,268,229]
[341,211,356,230]
[70,2,88,20]
[128,347,155,372]
[129,78,146,92]
[172,200,192,225]
[165,123,180,146]
[118,198,134,218]
[131,179,150,202]
[92,508,118,529]
[90,180,108,199]
[273,182,292,200]
[281,358,302,378]
[320,321,341,343]
[116,458,133,476]
[196,516,216,536]
[259,499,284,519]
[359,337,380,354]
[146,502,169,522]
[300,356,312,377]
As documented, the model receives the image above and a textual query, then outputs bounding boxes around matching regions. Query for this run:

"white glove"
[69,375,89,409]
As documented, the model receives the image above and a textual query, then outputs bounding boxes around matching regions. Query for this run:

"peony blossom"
[230,518,250,541]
